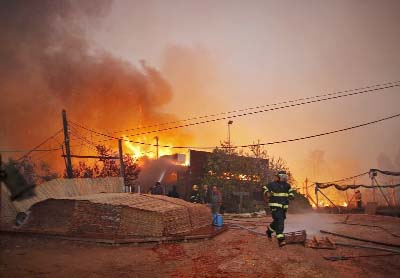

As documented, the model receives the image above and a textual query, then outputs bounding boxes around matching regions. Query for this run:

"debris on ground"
[306,236,336,249]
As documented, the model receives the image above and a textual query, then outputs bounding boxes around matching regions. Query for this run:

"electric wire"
[110,80,400,134]
[70,82,400,141]
[0,148,61,153]
[16,129,63,161]
[71,112,400,150]
[314,171,370,186]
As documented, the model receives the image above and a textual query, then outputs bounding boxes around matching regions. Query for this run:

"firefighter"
[151,182,164,195]
[263,170,295,247]
[189,184,202,203]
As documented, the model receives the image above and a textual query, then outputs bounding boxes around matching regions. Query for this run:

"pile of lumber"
[17,193,211,238]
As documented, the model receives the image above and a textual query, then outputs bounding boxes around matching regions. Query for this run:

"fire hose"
[324,242,400,261]
[324,253,400,261]
[228,223,267,236]
[320,230,400,248]
[334,222,400,238]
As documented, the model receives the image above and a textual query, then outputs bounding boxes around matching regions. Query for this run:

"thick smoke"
[0,0,192,163]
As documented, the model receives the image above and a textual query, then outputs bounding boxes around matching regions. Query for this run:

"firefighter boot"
[278,238,286,247]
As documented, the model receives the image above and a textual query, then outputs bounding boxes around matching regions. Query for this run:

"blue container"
[212,213,223,227]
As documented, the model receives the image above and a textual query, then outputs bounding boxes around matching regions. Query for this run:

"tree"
[8,157,59,185]
[202,141,295,212]
[202,141,268,212]
[68,145,140,186]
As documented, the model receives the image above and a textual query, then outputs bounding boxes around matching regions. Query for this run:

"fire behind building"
[159,150,269,210]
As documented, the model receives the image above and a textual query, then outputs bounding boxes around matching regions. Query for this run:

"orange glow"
[123,135,190,165]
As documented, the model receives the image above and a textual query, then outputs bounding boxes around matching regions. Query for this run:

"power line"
[312,171,370,186]
[71,112,400,150]
[0,148,61,153]
[16,129,63,161]
[235,112,400,148]
[110,80,400,134]
[71,82,400,141]
[69,132,99,154]
[127,83,400,137]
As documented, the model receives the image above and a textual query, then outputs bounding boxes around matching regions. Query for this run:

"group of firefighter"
[151,170,361,248]
[189,184,222,214]
[150,171,295,247]
[190,171,295,247]
[148,182,222,214]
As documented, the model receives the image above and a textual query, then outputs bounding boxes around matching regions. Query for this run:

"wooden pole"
[372,177,376,202]
[118,139,126,191]
[154,136,159,159]
[62,110,73,178]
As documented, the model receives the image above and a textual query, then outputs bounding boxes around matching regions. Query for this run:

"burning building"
[149,150,269,204]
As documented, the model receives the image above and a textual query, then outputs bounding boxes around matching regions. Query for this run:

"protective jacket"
[263,181,294,209]
[189,190,202,203]
[263,180,294,244]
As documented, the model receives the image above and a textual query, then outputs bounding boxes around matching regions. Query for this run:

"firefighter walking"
[263,171,295,247]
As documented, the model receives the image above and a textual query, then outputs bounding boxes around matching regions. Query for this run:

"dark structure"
[176,150,269,203]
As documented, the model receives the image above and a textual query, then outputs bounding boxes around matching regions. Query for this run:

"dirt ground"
[1,213,400,278]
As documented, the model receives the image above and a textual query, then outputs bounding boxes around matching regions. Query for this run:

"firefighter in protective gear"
[263,171,294,247]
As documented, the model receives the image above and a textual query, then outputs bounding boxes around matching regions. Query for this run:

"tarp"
[370,169,400,176]
[316,183,400,191]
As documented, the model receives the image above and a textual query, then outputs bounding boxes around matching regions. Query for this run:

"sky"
[1,0,400,190]
[89,0,400,184]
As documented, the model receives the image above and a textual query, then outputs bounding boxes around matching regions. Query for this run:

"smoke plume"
[0,0,192,165]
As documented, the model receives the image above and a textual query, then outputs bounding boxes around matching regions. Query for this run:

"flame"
[122,135,190,165]
[318,201,330,207]
[342,202,348,207]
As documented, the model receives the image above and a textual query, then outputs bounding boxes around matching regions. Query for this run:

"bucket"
[212,213,223,227]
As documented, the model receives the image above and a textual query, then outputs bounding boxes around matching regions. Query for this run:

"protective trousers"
[268,208,286,241]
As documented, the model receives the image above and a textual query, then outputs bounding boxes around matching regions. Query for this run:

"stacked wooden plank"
[0,177,124,227]
[17,193,212,238]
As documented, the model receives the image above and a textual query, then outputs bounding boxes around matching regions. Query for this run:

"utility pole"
[227,120,233,153]
[118,139,126,191]
[62,109,73,178]
[154,136,159,159]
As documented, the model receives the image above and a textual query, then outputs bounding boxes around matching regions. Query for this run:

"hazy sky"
[88,0,400,184]
[2,0,399,188]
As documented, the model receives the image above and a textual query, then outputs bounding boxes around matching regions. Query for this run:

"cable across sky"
[110,80,400,134]
[16,129,63,161]
[4,81,399,158]
[69,81,400,146]
[72,112,400,150]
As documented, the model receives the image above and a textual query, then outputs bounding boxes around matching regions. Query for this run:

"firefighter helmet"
[277,170,288,182]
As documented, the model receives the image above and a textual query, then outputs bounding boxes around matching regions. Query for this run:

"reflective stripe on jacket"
[264,181,293,209]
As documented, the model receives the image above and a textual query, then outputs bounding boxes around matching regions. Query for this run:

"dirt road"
[1,213,399,278]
